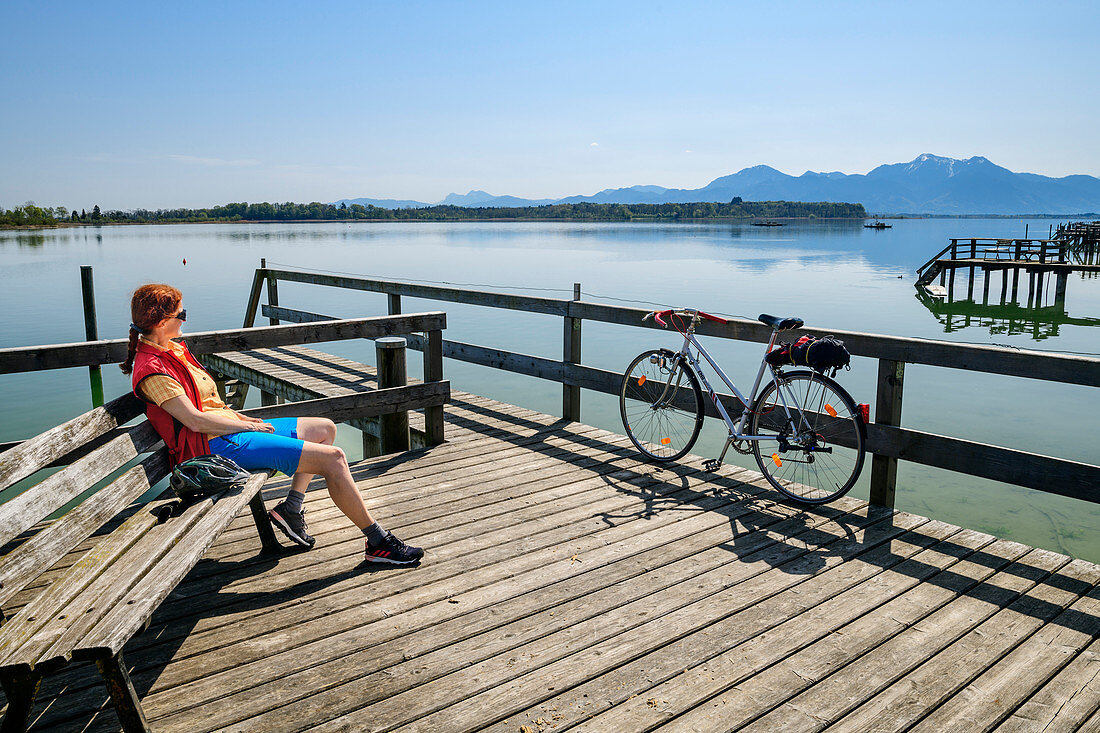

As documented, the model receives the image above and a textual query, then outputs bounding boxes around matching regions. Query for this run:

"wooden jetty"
[1,265,1099,731]
[915,237,1100,304]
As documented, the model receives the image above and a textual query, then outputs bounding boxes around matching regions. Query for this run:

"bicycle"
[619,308,867,504]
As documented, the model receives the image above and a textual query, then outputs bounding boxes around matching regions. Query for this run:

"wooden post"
[264,259,280,326]
[1000,269,1009,305]
[1011,267,1020,302]
[423,329,445,445]
[1054,272,1068,307]
[869,359,904,509]
[967,266,975,301]
[387,293,401,315]
[1036,270,1045,307]
[80,266,104,408]
[248,492,282,553]
[235,262,268,406]
[562,282,582,421]
[377,337,410,453]
[94,653,151,732]
[0,671,43,733]
[981,268,990,305]
[970,238,976,259]
[946,268,955,301]
[950,239,957,259]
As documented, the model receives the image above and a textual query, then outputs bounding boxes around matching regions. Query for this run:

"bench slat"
[74,470,272,661]
[0,489,212,671]
[0,449,170,609]
[0,491,177,670]
[0,422,161,550]
[0,393,144,493]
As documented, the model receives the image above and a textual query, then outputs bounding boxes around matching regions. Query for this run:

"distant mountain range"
[334,154,1100,215]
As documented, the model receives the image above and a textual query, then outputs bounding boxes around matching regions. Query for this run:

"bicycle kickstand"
[703,436,735,473]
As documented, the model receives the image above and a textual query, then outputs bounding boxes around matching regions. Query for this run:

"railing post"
[258,258,282,405]
[869,359,904,509]
[377,337,410,453]
[79,265,104,407]
[264,259,280,326]
[388,293,401,315]
[562,282,582,421]
[423,329,445,445]
[235,260,268,406]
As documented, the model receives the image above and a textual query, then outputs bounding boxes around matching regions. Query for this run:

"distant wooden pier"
[915,237,1100,307]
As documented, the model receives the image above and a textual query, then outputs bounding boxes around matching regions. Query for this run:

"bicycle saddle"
[758,314,804,331]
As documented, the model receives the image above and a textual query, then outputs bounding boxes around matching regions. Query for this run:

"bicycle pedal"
[703,459,722,472]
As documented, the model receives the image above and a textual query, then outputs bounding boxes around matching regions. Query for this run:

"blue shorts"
[208,417,304,477]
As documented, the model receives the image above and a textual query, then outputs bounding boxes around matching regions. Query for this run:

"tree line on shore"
[1,199,866,227]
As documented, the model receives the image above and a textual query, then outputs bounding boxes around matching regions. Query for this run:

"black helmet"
[170,454,251,501]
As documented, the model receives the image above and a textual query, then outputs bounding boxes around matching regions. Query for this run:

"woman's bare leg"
[295,436,375,529]
[289,417,337,495]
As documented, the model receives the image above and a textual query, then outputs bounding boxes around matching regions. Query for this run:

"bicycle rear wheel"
[749,370,865,504]
[620,350,704,462]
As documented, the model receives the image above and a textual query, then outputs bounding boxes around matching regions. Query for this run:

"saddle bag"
[766,335,851,376]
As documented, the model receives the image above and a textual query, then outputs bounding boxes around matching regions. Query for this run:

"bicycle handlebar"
[644,308,728,328]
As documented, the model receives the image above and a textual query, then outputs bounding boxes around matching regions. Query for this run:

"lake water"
[2,219,1097,561]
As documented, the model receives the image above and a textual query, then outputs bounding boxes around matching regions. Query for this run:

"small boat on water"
[752,220,784,227]
[865,220,892,229]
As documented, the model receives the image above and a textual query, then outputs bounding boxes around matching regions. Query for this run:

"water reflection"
[916,269,1100,340]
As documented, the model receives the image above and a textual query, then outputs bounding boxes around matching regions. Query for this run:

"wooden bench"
[0,393,279,732]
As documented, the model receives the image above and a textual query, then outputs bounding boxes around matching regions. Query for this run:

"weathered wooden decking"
[4,353,1099,731]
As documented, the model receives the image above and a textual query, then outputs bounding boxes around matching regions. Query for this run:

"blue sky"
[1,0,1097,209]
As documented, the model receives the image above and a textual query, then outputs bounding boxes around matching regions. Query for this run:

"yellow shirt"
[137,337,244,423]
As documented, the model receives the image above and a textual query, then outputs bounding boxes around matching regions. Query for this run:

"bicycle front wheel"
[620,350,704,462]
[749,370,866,504]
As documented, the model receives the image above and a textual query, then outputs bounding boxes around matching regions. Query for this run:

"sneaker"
[364,531,424,565]
[268,502,316,548]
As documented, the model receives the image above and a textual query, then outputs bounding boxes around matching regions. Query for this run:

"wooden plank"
[0,493,177,671]
[37,442,724,726]
[0,450,170,608]
[722,540,1050,732]
[242,383,449,423]
[995,636,1100,732]
[301,507,919,733]
[73,471,273,660]
[499,518,969,733]
[668,535,1035,732]
[3,492,211,672]
[0,313,446,374]
[0,392,144,493]
[266,268,571,317]
[143,471,808,730]
[907,572,1100,732]
[826,553,1099,732]
[0,421,162,550]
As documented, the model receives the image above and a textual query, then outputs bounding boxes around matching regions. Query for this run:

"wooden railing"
[245,267,1099,510]
[916,238,1067,281]
[0,313,450,465]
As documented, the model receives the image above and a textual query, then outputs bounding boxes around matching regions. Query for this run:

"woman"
[120,283,423,566]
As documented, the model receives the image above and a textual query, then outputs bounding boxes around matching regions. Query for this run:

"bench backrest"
[0,393,171,608]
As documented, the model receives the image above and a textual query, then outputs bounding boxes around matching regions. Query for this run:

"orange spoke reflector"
[637,375,646,386]
[825,404,838,417]
[772,453,782,467]
[661,437,671,445]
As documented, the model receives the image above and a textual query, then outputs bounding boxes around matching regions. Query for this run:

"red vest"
[132,341,211,467]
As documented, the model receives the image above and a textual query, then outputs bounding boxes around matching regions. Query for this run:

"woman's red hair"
[120,284,182,375]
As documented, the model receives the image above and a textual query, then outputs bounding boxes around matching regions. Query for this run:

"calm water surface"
[2,220,1097,560]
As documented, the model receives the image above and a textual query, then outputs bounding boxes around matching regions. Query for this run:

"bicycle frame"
[658,314,811,444]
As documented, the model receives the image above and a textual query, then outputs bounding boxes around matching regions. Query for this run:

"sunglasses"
[172,309,187,322]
